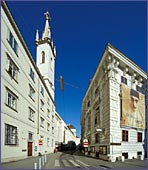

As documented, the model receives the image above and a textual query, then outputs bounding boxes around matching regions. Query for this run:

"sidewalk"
[2,154,51,169]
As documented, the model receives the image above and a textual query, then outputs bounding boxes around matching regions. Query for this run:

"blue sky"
[6,1,147,137]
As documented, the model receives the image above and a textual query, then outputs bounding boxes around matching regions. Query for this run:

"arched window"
[41,51,45,63]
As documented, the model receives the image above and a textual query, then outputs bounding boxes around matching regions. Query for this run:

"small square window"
[28,132,33,141]
[121,76,127,85]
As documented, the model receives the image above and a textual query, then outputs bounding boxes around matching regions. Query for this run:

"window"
[137,151,142,155]
[40,135,44,139]
[13,39,18,53]
[6,89,18,110]
[136,85,145,95]
[5,124,18,145]
[9,31,13,47]
[122,152,128,159]
[41,51,45,63]
[29,85,35,100]
[8,30,18,54]
[28,132,33,141]
[121,76,127,85]
[87,101,90,108]
[52,106,54,112]
[47,123,50,131]
[52,127,54,134]
[95,115,97,125]
[40,117,44,128]
[50,57,53,71]
[30,68,35,82]
[95,86,100,98]
[52,115,54,122]
[99,146,107,155]
[41,86,44,96]
[90,146,95,153]
[47,137,50,147]
[95,106,100,125]
[40,100,44,111]
[28,107,35,122]
[137,132,142,142]
[6,56,19,81]
[47,98,50,105]
[47,109,50,118]
[122,130,128,142]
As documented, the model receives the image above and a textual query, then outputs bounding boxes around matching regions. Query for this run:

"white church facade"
[1,1,79,163]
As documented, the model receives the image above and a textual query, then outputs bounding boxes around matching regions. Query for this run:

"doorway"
[28,142,32,156]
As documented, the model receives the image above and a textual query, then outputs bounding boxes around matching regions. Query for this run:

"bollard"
[45,154,47,163]
[42,155,45,166]
[39,157,42,169]
[34,162,37,169]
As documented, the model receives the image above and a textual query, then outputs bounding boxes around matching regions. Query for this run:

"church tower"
[36,12,56,100]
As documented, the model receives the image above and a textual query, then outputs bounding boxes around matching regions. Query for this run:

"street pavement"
[1,151,147,169]
[1,155,42,169]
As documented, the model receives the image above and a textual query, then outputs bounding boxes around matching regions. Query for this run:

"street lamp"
[96,129,102,132]
[95,128,105,135]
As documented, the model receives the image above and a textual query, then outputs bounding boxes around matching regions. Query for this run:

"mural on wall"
[121,85,145,129]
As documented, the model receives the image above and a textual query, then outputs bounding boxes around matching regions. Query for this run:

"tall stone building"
[81,43,147,161]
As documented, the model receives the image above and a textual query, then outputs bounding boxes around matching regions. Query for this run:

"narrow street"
[2,150,146,169]
[44,150,146,169]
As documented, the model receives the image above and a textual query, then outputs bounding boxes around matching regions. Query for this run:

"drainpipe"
[37,77,40,134]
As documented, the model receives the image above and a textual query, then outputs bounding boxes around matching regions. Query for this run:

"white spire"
[54,46,56,57]
[36,29,39,40]
[42,11,51,40]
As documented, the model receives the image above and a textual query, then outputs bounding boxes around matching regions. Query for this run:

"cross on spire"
[44,11,50,21]
[42,11,51,40]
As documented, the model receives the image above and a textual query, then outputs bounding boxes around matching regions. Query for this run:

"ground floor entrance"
[28,142,32,156]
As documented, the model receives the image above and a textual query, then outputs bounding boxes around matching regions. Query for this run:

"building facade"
[1,2,78,163]
[55,113,80,147]
[81,43,147,161]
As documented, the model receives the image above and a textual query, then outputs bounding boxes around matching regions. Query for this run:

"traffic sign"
[83,142,88,147]
[83,139,88,147]
[38,139,43,146]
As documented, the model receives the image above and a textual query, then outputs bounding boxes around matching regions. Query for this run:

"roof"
[67,124,76,129]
